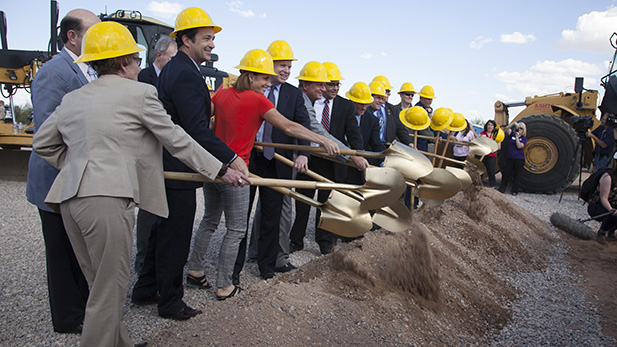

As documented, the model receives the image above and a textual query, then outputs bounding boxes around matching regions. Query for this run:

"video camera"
[570,115,594,138]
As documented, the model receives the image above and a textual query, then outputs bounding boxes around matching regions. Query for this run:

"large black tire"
[515,114,579,193]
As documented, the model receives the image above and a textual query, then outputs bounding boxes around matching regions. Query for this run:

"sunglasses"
[402,92,414,96]
[326,82,341,87]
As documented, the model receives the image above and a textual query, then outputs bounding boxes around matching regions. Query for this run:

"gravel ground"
[0,172,615,346]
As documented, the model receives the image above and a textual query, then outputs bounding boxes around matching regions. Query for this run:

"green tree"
[13,103,33,124]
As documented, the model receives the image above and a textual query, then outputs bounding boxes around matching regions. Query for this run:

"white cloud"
[227,1,258,18]
[496,59,603,96]
[557,7,617,53]
[500,32,536,44]
[470,36,492,49]
[360,52,373,59]
[147,1,182,19]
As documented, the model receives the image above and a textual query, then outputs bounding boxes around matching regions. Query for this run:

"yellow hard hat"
[170,7,221,39]
[296,61,329,83]
[368,81,387,97]
[430,107,454,131]
[448,112,466,131]
[75,22,144,63]
[494,127,505,143]
[345,82,374,104]
[234,49,277,76]
[418,85,435,99]
[266,40,297,61]
[399,82,416,94]
[372,76,393,90]
[323,62,344,81]
[400,106,430,130]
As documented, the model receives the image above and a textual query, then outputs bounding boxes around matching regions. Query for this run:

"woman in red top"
[186,49,338,300]
[480,120,501,186]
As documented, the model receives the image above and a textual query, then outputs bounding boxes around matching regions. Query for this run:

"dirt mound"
[148,182,558,346]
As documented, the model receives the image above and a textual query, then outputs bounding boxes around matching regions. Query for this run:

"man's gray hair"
[154,35,176,54]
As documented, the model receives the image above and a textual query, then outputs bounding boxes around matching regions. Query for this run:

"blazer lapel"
[60,49,89,86]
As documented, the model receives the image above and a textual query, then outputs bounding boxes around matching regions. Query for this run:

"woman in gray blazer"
[33,22,248,347]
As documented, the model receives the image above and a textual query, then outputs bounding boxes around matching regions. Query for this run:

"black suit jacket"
[157,51,235,189]
[138,64,157,86]
[269,82,311,179]
[327,96,364,181]
[359,112,386,165]
[365,103,413,145]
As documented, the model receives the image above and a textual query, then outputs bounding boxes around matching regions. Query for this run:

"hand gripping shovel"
[163,171,373,238]
[256,146,411,232]
[254,140,434,182]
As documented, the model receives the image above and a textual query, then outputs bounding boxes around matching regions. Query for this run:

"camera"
[570,115,594,138]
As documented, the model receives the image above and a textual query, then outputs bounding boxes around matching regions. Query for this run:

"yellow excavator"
[0,1,233,150]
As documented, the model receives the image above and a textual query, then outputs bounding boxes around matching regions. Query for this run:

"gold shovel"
[254,140,434,182]
[256,147,412,232]
[163,171,373,238]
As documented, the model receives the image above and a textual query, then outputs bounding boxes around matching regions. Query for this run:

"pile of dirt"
[148,180,559,345]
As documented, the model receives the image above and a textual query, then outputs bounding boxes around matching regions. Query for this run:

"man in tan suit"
[33,22,249,347]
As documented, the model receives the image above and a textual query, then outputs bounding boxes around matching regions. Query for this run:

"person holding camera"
[497,121,527,195]
[587,112,616,172]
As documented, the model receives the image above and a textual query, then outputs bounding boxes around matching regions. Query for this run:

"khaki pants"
[61,196,135,347]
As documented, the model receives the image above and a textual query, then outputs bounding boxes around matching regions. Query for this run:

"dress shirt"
[255,83,280,142]
[66,49,96,83]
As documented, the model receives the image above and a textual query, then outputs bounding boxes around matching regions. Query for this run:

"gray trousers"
[61,196,134,347]
[188,183,249,288]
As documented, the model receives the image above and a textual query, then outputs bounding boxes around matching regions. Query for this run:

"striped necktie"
[321,99,330,132]
[262,88,276,160]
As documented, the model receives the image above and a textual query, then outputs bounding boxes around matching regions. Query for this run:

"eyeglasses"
[133,57,143,66]
[402,92,414,96]
[385,89,391,93]
[326,82,341,87]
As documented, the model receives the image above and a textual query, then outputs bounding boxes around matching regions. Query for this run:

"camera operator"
[497,121,527,195]
[586,112,617,171]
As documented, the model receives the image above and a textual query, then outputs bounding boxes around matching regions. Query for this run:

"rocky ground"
[1,156,616,346]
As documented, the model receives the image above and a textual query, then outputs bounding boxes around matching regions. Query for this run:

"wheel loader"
[491,32,617,194]
[0,1,234,150]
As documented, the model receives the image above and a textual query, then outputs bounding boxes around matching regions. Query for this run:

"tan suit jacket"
[33,74,222,218]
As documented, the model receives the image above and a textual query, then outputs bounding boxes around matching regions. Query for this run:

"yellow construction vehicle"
[0,2,234,150]
[494,77,600,193]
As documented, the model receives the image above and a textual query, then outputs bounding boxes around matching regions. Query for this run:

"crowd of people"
[24,5,578,347]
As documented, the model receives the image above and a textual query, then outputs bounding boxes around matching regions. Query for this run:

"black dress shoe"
[232,273,240,286]
[289,243,303,254]
[275,263,297,273]
[160,305,202,321]
[57,323,83,334]
[261,271,274,280]
[131,293,160,306]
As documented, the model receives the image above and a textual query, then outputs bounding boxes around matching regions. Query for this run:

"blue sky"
[3,1,617,123]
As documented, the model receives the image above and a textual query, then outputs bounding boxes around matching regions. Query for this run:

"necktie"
[377,108,386,142]
[263,88,276,160]
[87,64,98,81]
[321,99,331,132]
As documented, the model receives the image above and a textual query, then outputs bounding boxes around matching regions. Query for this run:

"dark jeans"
[499,158,524,193]
[482,155,497,186]
[39,209,89,332]
[588,203,617,233]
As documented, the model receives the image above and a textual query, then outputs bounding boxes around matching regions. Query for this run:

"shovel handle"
[253,142,385,158]
[163,171,359,191]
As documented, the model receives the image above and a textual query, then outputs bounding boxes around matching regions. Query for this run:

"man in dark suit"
[132,7,247,321]
[233,40,312,281]
[344,82,386,185]
[134,34,177,275]
[289,62,368,255]
[137,35,177,87]
[365,80,413,146]
[25,9,99,334]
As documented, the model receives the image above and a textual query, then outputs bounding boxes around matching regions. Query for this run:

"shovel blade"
[318,190,373,238]
[383,141,433,181]
[372,201,412,233]
[445,167,472,190]
[416,168,462,200]
[359,167,406,210]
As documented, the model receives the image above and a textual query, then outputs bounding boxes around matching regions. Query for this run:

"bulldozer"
[0,1,234,150]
